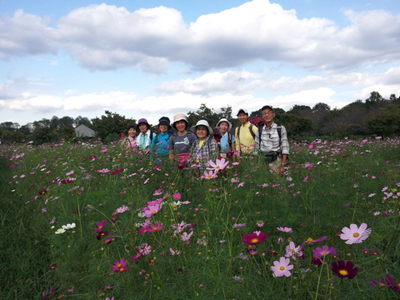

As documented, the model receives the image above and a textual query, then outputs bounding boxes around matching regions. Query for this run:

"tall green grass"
[1,137,399,299]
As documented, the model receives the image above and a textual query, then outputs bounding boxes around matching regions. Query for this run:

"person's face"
[219,122,229,134]
[262,109,275,124]
[196,125,208,140]
[238,113,248,124]
[139,124,148,133]
[175,121,186,132]
[128,128,136,137]
[159,124,168,134]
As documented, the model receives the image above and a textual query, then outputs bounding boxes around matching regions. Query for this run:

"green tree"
[367,104,400,136]
[92,111,136,142]
[312,103,330,112]
[74,116,93,129]
[287,105,311,115]
[187,104,233,128]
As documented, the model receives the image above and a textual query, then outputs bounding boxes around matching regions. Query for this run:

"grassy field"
[1,137,399,299]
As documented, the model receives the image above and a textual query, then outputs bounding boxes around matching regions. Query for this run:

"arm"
[235,127,240,153]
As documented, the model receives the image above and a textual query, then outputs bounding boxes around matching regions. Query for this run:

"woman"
[189,120,219,172]
[136,118,154,151]
[168,113,197,163]
[122,125,137,149]
[150,116,172,161]
[216,118,236,158]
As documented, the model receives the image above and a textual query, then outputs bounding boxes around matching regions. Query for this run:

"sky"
[1,0,400,126]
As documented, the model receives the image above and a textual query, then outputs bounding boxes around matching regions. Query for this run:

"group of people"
[122,105,289,174]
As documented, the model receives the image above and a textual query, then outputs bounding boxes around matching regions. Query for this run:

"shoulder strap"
[228,133,232,146]
[258,125,263,148]
[276,124,282,149]
[249,124,256,139]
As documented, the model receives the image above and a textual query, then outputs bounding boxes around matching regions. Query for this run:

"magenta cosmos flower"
[331,260,358,279]
[242,231,268,245]
[313,245,336,258]
[340,223,371,244]
[110,258,130,273]
[271,257,294,277]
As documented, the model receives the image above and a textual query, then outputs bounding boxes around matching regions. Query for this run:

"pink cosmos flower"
[114,205,130,214]
[181,231,193,242]
[144,204,161,217]
[169,248,182,256]
[256,221,264,227]
[153,189,162,196]
[66,170,74,176]
[100,148,108,153]
[203,170,217,179]
[110,258,130,273]
[150,223,164,232]
[285,241,301,258]
[242,231,268,245]
[277,227,293,233]
[172,193,181,201]
[147,198,164,206]
[305,236,328,244]
[207,157,229,172]
[340,223,371,244]
[271,257,294,277]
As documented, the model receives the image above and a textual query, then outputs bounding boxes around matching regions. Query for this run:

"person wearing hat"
[135,118,154,151]
[235,109,258,155]
[254,105,289,175]
[189,120,219,173]
[169,113,197,163]
[216,118,236,157]
[150,116,173,160]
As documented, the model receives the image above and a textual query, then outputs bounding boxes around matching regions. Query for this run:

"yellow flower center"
[307,238,313,242]
[280,266,285,271]
[339,270,348,276]
[291,249,295,253]
[152,210,157,214]
[117,264,122,268]
[353,232,359,237]
[322,251,327,255]
[251,238,259,243]
[120,268,125,272]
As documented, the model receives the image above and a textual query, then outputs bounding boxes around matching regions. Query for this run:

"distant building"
[75,124,95,138]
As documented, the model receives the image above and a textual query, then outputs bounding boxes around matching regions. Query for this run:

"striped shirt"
[254,123,289,155]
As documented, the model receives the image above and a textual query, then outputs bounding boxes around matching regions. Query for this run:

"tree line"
[1,91,399,145]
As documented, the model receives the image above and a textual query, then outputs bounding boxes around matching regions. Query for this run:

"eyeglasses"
[262,112,274,116]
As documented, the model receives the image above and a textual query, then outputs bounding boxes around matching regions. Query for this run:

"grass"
[1,137,399,299]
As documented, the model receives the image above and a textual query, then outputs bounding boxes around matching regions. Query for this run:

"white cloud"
[2,1,400,73]
[268,88,337,110]
[157,71,260,95]
[0,9,57,59]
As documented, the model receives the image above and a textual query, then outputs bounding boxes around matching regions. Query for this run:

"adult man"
[254,105,289,174]
[235,109,258,155]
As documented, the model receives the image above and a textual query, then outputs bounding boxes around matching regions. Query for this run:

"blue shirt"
[151,132,170,157]
[220,133,236,152]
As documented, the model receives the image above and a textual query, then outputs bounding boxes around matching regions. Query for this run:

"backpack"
[236,117,262,140]
[257,124,287,160]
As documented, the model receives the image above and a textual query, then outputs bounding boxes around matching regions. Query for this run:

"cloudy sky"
[1,0,400,126]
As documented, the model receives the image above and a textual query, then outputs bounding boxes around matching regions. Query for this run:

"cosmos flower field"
[1,137,399,299]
